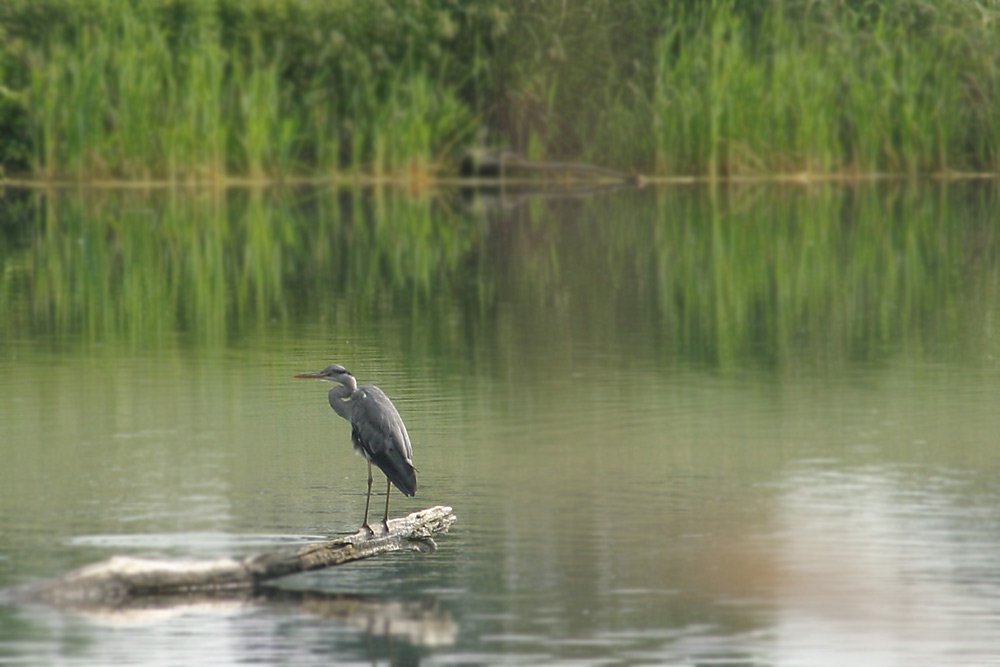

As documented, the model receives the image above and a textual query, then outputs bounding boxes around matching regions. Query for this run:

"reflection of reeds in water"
[694,185,997,365]
[475,184,1000,368]
[1,185,997,366]
[0,188,481,346]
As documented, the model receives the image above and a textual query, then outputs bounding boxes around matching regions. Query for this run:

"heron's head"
[294,363,355,386]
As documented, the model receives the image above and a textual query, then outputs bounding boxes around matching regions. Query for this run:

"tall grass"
[651,0,1000,177]
[2,0,1000,178]
[27,1,238,180]
[365,72,477,178]
[3,0,488,180]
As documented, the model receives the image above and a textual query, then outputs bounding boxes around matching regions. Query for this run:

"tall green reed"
[4,0,1000,178]
[651,0,1000,176]
[8,0,489,180]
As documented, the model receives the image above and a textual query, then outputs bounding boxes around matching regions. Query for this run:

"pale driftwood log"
[24,506,455,607]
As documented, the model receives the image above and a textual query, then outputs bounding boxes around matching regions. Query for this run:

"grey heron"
[295,364,416,534]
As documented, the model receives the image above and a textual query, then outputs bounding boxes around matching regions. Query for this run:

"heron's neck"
[328,379,358,421]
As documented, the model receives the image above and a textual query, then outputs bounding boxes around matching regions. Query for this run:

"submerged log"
[460,149,638,184]
[22,506,455,607]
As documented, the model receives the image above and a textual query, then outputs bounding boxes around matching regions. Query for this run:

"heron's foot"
[361,522,375,538]
[381,519,390,535]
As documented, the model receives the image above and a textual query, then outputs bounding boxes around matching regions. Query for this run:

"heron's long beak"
[293,371,324,379]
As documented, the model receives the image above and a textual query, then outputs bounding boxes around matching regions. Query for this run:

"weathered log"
[21,506,455,607]
[460,149,636,183]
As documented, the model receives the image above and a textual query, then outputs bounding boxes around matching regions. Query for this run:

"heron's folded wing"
[350,386,416,495]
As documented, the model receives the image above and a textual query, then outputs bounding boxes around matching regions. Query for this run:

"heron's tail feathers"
[374,450,417,496]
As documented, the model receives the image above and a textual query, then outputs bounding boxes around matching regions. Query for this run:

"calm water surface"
[1,185,999,665]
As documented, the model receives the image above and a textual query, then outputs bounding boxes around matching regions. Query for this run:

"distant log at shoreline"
[460,150,639,184]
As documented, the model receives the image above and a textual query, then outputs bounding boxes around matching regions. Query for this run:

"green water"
[1,185,999,665]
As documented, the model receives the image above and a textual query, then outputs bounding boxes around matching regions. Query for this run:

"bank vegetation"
[1,0,999,182]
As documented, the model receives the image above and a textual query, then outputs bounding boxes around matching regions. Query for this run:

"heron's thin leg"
[382,479,392,534]
[362,461,374,536]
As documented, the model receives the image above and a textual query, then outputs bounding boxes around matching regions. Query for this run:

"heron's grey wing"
[350,386,416,496]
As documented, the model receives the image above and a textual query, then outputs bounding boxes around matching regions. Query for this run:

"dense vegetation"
[1,0,999,180]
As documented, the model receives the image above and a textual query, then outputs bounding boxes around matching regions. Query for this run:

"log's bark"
[23,506,455,607]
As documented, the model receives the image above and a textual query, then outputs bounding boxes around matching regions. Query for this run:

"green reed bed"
[489,0,1000,176]
[651,0,1000,177]
[1,0,999,179]
[1,0,487,180]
